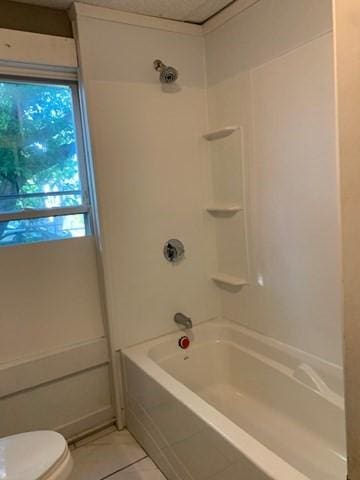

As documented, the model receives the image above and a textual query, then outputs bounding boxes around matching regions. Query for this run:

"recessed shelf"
[206,205,243,215]
[203,126,239,141]
[212,273,247,287]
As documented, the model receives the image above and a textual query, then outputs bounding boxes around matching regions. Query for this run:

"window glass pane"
[0,80,83,213]
[0,214,86,246]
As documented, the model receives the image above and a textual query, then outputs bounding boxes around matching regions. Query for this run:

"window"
[0,78,91,246]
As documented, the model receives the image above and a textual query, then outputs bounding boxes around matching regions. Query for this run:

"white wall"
[0,337,113,439]
[0,29,114,438]
[74,6,220,350]
[0,238,104,362]
[333,0,360,475]
[205,0,343,364]
[0,218,114,441]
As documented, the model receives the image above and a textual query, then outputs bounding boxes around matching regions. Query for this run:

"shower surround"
[73,0,344,477]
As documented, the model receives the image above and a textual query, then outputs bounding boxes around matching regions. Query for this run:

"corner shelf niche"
[212,274,247,288]
[203,126,239,141]
[204,124,250,292]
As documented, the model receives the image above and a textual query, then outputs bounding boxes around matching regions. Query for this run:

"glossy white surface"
[203,126,239,140]
[206,205,242,214]
[45,448,73,480]
[124,319,346,480]
[75,10,220,351]
[205,0,343,365]
[211,273,247,287]
[208,126,250,285]
[0,431,71,480]
[74,2,345,461]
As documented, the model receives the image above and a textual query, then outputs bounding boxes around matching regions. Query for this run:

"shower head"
[153,59,178,84]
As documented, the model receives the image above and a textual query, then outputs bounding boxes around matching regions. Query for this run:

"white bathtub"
[123,319,346,480]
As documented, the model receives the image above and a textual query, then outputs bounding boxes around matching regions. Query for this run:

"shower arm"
[153,59,165,71]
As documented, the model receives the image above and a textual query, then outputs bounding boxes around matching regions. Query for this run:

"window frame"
[0,75,92,236]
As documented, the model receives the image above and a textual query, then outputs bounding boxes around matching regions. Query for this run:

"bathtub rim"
[122,318,341,480]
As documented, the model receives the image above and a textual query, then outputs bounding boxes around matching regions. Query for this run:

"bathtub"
[122,319,346,480]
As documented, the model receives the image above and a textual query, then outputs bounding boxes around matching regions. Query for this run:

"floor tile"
[108,458,167,480]
[74,425,117,448]
[68,430,146,480]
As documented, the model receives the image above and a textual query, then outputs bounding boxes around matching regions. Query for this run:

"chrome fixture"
[153,59,178,84]
[174,312,192,329]
[164,239,185,263]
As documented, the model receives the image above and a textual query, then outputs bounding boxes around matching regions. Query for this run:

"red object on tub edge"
[178,336,190,349]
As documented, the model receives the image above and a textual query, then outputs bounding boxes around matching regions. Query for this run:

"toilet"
[0,431,73,479]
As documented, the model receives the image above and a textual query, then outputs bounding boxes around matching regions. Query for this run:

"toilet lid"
[0,431,67,480]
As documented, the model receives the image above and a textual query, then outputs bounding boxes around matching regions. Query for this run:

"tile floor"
[68,427,166,480]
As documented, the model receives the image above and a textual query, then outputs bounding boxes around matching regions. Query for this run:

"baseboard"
[58,406,115,440]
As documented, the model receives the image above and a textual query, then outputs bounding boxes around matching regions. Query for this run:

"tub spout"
[174,312,192,329]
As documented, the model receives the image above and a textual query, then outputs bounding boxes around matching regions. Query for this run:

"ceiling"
[8,0,235,23]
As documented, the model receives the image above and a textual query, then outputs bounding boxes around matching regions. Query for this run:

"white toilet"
[0,431,73,479]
